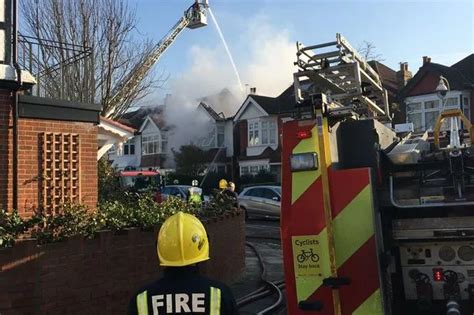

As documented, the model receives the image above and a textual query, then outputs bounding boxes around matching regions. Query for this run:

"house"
[194,88,240,174]
[233,61,402,181]
[108,106,169,170]
[399,55,474,133]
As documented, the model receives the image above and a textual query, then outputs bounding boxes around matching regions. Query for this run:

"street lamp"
[435,75,461,149]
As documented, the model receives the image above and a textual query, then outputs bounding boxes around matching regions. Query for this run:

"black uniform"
[128,266,238,315]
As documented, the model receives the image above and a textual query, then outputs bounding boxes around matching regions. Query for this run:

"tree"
[173,145,208,177]
[358,41,384,62]
[20,0,165,118]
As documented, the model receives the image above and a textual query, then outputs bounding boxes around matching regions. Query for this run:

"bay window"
[142,135,160,155]
[248,119,277,146]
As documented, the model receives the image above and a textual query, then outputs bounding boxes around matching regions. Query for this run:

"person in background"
[188,179,203,204]
[128,212,238,315]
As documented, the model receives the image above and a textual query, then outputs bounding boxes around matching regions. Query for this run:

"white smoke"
[163,13,296,166]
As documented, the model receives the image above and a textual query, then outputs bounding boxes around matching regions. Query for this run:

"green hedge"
[0,191,237,248]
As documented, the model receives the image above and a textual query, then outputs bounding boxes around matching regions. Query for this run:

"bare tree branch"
[20,0,165,117]
[357,40,385,62]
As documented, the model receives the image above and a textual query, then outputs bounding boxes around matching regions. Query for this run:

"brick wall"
[0,212,245,315]
[0,90,12,211]
[0,91,98,215]
[16,119,98,215]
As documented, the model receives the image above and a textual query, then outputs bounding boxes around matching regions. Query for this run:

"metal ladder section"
[293,33,390,120]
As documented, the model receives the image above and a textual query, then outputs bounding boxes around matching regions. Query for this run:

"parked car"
[161,185,192,201]
[160,185,209,203]
[238,185,281,218]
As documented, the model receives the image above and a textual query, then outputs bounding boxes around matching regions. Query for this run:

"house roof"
[198,88,240,119]
[119,105,166,130]
[400,56,474,98]
[199,102,225,121]
[368,60,399,96]
[451,54,474,84]
[100,116,136,134]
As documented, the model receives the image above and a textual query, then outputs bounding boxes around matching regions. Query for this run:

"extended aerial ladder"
[281,34,474,315]
[106,0,209,118]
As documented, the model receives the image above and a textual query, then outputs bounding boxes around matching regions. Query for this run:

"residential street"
[231,218,286,314]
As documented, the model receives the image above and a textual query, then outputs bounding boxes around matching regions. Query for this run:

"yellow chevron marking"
[291,126,320,204]
[292,228,332,301]
[352,289,383,315]
[333,185,374,268]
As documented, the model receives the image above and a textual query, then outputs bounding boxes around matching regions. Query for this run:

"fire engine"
[281,34,474,315]
[119,170,163,203]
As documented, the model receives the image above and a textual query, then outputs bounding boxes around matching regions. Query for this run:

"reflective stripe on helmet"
[136,290,149,315]
[210,287,221,315]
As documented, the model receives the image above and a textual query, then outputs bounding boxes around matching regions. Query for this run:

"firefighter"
[224,182,239,208]
[188,179,203,204]
[218,179,228,191]
[128,212,238,315]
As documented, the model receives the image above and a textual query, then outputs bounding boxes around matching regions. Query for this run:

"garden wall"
[0,212,245,314]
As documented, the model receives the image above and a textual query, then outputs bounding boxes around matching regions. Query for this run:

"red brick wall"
[0,212,245,315]
[0,90,12,211]
[17,119,98,215]
[0,91,98,215]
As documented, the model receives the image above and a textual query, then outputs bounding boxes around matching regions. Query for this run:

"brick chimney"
[422,56,432,65]
[396,62,412,89]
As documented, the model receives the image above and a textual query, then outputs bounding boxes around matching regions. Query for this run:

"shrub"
[0,209,29,247]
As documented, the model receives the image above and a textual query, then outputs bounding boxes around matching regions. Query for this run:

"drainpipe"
[12,0,21,211]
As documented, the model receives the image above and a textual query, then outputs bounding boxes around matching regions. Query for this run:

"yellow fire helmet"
[218,179,228,189]
[157,212,210,267]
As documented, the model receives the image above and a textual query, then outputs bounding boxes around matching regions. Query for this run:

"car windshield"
[273,187,281,195]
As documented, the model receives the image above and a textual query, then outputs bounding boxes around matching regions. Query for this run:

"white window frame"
[123,139,135,156]
[142,134,161,155]
[248,118,277,147]
[216,124,225,147]
[239,163,270,176]
[405,92,462,132]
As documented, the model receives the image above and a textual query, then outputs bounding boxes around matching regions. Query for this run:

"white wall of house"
[224,120,234,156]
[109,135,141,170]
[140,118,168,156]
[405,90,471,132]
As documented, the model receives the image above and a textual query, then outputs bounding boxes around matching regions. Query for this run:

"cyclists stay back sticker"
[292,235,322,276]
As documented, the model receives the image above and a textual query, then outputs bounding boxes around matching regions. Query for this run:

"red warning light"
[296,130,312,139]
[433,268,443,281]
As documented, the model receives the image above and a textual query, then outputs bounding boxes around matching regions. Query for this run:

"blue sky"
[130,0,473,102]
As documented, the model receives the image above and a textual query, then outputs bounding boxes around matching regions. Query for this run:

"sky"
[129,0,473,105]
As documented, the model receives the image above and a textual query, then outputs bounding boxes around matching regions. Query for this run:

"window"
[407,112,423,132]
[248,119,276,146]
[424,100,439,109]
[217,125,225,147]
[240,164,270,176]
[463,97,471,119]
[123,139,135,155]
[445,97,459,107]
[161,132,168,153]
[262,188,280,201]
[142,135,160,155]
[241,166,249,175]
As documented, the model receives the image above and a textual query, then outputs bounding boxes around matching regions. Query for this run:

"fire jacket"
[128,266,238,315]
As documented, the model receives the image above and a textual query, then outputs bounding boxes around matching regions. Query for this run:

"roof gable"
[139,116,160,133]
[233,96,270,121]
[400,59,473,98]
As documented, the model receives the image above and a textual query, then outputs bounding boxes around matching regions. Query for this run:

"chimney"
[422,56,431,65]
[396,62,412,89]
[250,87,257,94]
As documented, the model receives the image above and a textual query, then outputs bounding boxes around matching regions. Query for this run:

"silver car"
[238,185,281,218]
